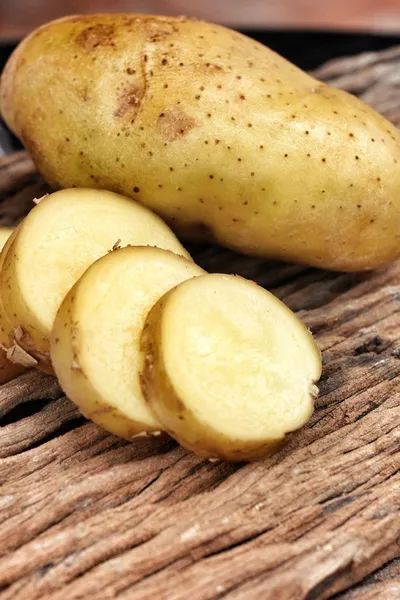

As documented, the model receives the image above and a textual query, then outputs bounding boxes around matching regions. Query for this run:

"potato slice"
[50,246,205,439]
[140,273,322,461]
[0,226,28,384]
[0,226,21,348]
[0,227,15,249]
[0,189,190,372]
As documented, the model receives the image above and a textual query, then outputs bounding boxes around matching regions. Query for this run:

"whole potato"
[1,14,400,271]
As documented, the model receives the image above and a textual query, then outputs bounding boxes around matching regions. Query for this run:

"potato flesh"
[0,227,28,384]
[0,228,15,250]
[141,274,321,461]
[0,188,190,368]
[51,246,204,438]
[0,227,18,348]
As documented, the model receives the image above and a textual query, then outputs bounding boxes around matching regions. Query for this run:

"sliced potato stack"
[140,274,321,461]
[0,187,322,460]
[50,247,204,439]
[0,189,190,372]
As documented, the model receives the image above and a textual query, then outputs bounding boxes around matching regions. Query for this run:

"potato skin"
[0,227,17,349]
[0,228,15,249]
[0,227,28,383]
[0,231,53,370]
[2,14,400,271]
[140,292,287,462]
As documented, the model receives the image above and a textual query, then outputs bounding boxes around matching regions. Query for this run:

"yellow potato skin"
[0,228,15,249]
[0,227,28,384]
[0,231,53,372]
[0,227,18,329]
[2,14,400,271]
[0,227,17,349]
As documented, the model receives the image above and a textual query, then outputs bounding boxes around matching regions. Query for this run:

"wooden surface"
[1,0,400,41]
[0,47,399,599]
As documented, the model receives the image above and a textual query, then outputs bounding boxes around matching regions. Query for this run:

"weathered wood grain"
[0,370,61,419]
[0,46,399,599]
[337,558,400,599]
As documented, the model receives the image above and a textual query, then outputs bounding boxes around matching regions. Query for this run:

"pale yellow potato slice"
[50,246,205,439]
[0,228,15,249]
[0,189,191,372]
[0,226,28,384]
[0,226,22,348]
[140,273,322,461]
[0,226,18,350]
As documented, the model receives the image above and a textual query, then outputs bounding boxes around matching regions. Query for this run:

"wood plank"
[337,559,400,599]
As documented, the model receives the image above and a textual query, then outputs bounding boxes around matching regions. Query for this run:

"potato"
[0,228,15,249]
[50,246,204,439]
[0,226,28,383]
[0,225,21,351]
[0,227,16,350]
[0,188,190,372]
[2,15,400,271]
[140,273,322,461]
